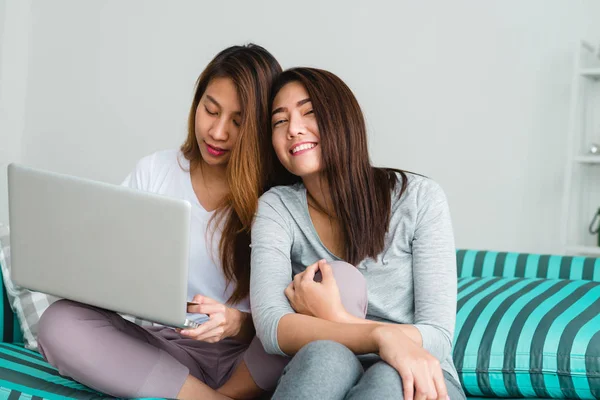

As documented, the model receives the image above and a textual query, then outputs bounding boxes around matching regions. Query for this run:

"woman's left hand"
[180,294,244,343]
[285,259,347,321]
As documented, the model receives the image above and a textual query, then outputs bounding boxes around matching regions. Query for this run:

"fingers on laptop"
[187,294,226,314]
[191,294,218,304]
[188,303,226,315]
[180,313,226,342]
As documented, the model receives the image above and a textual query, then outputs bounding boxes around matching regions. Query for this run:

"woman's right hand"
[181,294,245,343]
[371,325,449,400]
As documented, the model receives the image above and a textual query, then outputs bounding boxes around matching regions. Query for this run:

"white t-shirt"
[122,149,250,323]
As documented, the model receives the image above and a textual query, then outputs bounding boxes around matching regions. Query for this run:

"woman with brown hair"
[250,68,467,400]
[37,44,286,400]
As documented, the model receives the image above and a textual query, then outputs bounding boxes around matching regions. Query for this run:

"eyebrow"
[205,95,241,115]
[271,98,312,116]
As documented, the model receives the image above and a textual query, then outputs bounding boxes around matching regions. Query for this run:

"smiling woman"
[271,81,323,180]
[251,68,466,400]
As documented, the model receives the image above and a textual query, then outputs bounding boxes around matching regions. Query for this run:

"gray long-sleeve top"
[250,173,459,382]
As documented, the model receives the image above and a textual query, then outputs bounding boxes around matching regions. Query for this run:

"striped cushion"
[0,343,171,399]
[0,342,109,399]
[457,250,600,282]
[454,276,600,399]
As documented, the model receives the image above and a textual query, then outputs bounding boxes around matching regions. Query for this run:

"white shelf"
[574,155,600,163]
[561,40,600,257]
[580,68,600,79]
[566,245,600,256]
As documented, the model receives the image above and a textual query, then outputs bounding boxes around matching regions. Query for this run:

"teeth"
[291,143,316,154]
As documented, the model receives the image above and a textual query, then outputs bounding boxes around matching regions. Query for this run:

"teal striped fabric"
[0,342,109,399]
[454,276,600,399]
[0,343,172,399]
[456,250,600,282]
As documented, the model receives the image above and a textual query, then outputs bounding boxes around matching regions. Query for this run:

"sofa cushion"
[456,250,600,282]
[0,342,109,399]
[0,342,172,399]
[454,276,600,399]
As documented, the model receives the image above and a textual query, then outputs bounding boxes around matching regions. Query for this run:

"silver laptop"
[7,163,200,328]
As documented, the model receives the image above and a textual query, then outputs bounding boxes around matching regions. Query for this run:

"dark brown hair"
[181,44,281,304]
[269,68,408,265]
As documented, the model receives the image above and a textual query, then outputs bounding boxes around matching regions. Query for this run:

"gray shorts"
[38,300,288,398]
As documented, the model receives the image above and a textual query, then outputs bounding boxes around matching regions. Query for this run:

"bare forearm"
[336,313,423,346]
[277,313,380,355]
[231,311,255,344]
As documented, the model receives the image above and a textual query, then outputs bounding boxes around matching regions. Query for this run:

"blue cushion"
[454,276,600,399]
[0,343,171,399]
[456,250,600,281]
[0,342,110,399]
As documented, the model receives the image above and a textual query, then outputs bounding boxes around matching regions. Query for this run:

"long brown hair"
[269,68,408,265]
[181,44,281,304]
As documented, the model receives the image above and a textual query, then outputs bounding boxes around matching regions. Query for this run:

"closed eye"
[304,110,314,116]
[273,119,287,128]
[205,106,218,116]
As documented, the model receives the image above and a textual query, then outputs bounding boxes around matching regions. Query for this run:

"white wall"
[3,0,600,253]
[0,0,31,225]
[0,0,5,63]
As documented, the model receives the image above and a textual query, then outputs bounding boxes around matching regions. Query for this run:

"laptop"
[7,163,200,329]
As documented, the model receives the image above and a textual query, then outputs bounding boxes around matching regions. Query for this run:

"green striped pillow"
[454,276,600,399]
[456,250,600,281]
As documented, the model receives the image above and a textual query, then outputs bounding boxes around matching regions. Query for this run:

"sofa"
[0,249,599,399]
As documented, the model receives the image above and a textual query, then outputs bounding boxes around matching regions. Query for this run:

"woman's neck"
[195,159,228,189]
[303,174,335,219]
[303,173,346,258]
[190,159,230,211]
